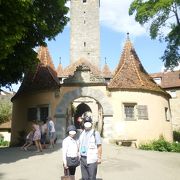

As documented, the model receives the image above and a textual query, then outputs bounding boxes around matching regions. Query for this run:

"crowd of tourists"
[21,116,56,152]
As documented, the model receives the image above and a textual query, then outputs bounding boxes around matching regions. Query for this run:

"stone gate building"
[10,0,173,146]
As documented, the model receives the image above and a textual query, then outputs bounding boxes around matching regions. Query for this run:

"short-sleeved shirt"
[80,129,101,156]
[48,120,55,133]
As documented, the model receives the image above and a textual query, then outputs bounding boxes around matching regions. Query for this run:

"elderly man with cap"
[62,125,79,176]
[79,116,102,180]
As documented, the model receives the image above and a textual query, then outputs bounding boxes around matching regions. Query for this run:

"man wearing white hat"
[79,116,102,180]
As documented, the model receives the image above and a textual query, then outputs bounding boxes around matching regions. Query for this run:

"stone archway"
[74,103,92,129]
[55,87,113,142]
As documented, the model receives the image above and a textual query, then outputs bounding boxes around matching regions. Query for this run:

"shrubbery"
[139,136,180,153]
[0,98,12,124]
[0,134,9,147]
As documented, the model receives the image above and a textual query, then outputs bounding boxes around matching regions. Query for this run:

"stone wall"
[70,0,100,67]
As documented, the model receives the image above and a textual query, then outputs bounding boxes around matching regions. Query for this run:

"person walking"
[79,116,102,180]
[47,117,56,148]
[62,125,80,176]
[21,130,34,151]
[32,121,43,152]
[40,121,48,149]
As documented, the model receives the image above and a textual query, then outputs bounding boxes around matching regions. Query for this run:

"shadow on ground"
[0,143,62,164]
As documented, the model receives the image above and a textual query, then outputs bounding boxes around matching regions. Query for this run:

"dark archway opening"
[74,103,91,129]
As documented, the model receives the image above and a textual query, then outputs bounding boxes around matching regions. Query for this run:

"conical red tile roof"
[102,63,112,78]
[12,46,60,100]
[37,46,55,70]
[57,62,65,77]
[63,58,102,76]
[108,37,169,97]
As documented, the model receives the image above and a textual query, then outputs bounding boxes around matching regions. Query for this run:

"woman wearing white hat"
[62,125,80,176]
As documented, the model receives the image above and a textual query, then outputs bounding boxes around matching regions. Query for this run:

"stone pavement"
[0,142,180,180]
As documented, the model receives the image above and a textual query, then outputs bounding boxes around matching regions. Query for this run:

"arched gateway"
[55,87,113,143]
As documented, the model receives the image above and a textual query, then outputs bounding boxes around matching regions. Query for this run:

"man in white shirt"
[47,117,56,148]
[79,116,102,180]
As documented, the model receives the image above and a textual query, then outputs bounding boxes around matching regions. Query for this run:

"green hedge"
[139,136,180,153]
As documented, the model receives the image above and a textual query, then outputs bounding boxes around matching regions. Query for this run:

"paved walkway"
[0,142,180,180]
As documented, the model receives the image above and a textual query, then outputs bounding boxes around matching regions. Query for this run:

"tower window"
[84,42,86,47]
[84,20,86,24]
[83,0,87,3]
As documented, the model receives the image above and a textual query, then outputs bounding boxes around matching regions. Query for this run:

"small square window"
[83,0,87,3]
[153,77,161,85]
[124,103,136,121]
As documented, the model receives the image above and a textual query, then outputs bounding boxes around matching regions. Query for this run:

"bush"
[139,142,154,150]
[139,136,180,153]
[0,99,12,124]
[173,131,180,142]
[151,137,172,152]
[171,142,180,153]
[0,135,9,147]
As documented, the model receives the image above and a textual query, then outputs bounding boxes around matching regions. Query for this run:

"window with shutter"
[27,108,37,121]
[40,107,49,122]
[137,105,148,120]
[27,105,49,122]
[124,103,136,121]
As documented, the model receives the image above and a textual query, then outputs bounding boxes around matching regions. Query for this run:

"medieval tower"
[70,0,100,67]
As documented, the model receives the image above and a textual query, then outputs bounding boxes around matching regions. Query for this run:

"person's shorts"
[41,133,46,144]
[49,132,56,140]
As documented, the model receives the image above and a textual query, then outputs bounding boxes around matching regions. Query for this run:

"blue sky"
[3,0,177,92]
[47,25,166,74]
[47,0,168,74]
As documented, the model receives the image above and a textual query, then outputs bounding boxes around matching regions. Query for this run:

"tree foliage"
[129,0,180,69]
[0,0,69,88]
[0,98,12,124]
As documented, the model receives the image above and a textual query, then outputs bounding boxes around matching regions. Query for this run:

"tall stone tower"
[70,0,100,67]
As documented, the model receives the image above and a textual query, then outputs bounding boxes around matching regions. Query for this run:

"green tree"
[0,0,69,88]
[129,0,180,69]
[0,98,12,124]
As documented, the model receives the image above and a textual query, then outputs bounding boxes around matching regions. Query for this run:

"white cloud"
[100,0,146,36]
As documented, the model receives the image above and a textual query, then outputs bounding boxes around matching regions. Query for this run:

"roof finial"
[127,32,130,40]
[59,57,61,64]
[105,57,107,64]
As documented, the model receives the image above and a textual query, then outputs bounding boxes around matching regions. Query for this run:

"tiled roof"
[63,58,102,76]
[108,37,169,97]
[37,46,55,70]
[151,70,180,88]
[12,46,60,100]
[57,62,65,77]
[102,63,112,78]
